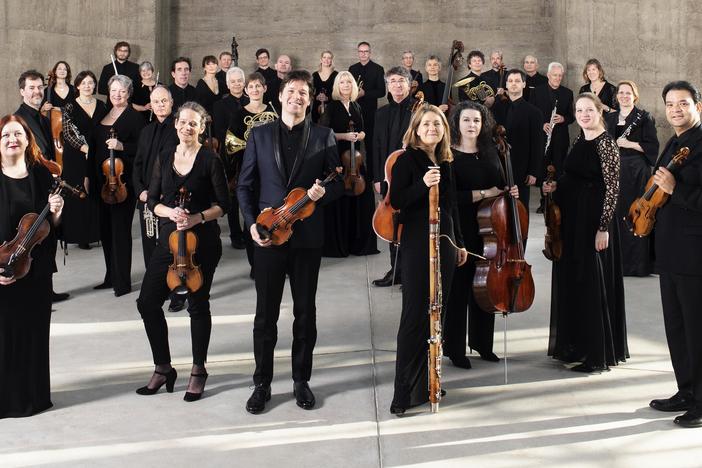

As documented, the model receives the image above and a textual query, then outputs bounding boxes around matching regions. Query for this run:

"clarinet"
[619,111,642,140]
[544,100,558,159]
[427,166,443,413]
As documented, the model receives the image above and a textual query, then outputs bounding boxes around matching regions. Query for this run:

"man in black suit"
[349,42,385,182]
[215,51,233,95]
[14,70,68,303]
[648,81,702,428]
[523,54,548,102]
[371,67,416,287]
[492,69,543,216]
[168,57,197,111]
[98,41,141,96]
[457,50,496,108]
[237,70,343,414]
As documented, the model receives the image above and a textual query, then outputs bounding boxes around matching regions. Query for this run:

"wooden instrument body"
[427,182,442,412]
[48,107,64,168]
[542,165,562,261]
[100,129,128,204]
[341,120,365,196]
[372,149,405,243]
[0,213,50,280]
[166,229,203,293]
[255,188,316,246]
[626,146,690,237]
[473,196,534,313]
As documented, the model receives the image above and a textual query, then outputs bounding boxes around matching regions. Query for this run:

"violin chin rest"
[255,223,271,241]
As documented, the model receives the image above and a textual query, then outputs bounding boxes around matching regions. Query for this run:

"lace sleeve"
[596,133,620,231]
[62,104,88,151]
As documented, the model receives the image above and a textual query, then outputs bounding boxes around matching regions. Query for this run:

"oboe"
[544,100,559,159]
[427,166,443,413]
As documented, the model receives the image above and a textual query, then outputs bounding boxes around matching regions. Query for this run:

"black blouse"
[46,85,76,108]
[195,79,220,115]
[579,81,618,111]
[94,106,145,174]
[323,100,364,154]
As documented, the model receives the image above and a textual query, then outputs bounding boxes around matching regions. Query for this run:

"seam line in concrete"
[366,256,384,468]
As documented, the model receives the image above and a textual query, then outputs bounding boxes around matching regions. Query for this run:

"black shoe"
[51,291,70,303]
[448,355,472,369]
[93,281,112,290]
[78,243,92,250]
[650,393,694,412]
[571,363,609,373]
[674,407,702,428]
[136,368,177,395]
[168,295,186,313]
[184,372,209,402]
[246,384,271,414]
[390,404,406,416]
[372,270,401,287]
[478,351,500,362]
[536,205,544,214]
[231,237,245,249]
[114,287,131,297]
[293,382,316,410]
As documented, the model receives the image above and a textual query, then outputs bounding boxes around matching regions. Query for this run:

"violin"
[372,149,404,244]
[166,187,203,294]
[440,40,465,114]
[473,125,534,314]
[203,118,220,154]
[256,169,341,246]
[341,120,365,196]
[101,128,128,204]
[542,164,562,261]
[0,178,86,279]
[37,151,62,177]
[626,146,690,237]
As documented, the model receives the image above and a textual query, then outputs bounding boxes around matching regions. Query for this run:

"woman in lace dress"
[543,92,628,373]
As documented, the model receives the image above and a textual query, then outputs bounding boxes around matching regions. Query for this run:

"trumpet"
[143,205,158,239]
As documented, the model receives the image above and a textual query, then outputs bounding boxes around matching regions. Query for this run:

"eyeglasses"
[358,49,370,54]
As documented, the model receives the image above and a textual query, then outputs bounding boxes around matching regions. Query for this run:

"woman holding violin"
[605,80,659,276]
[94,74,145,296]
[0,115,64,418]
[312,50,338,123]
[136,101,229,402]
[444,101,519,368]
[543,92,628,373]
[389,104,468,415]
[320,71,378,257]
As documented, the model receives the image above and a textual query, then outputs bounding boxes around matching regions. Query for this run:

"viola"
[372,149,404,244]
[0,178,85,279]
[440,40,465,114]
[626,146,690,237]
[473,125,535,313]
[542,164,562,261]
[255,169,341,246]
[166,187,203,294]
[340,120,365,196]
[100,128,128,204]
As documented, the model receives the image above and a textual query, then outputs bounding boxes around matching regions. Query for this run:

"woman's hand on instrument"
[80,144,89,155]
[595,230,609,251]
[307,179,326,201]
[653,167,676,195]
[250,224,271,247]
[0,270,16,286]
[543,122,553,135]
[168,206,188,224]
[506,185,520,198]
[525,175,537,186]
[139,190,148,202]
[456,248,468,266]
[542,180,557,193]
[48,193,64,215]
[175,212,197,231]
[105,138,124,151]
[423,167,441,187]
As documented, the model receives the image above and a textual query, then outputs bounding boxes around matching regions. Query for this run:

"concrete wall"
[1,0,700,143]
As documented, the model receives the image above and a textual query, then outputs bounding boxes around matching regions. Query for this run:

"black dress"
[605,108,659,276]
[445,147,504,358]
[312,70,338,123]
[548,132,628,368]
[419,79,446,106]
[60,101,106,245]
[46,85,76,108]
[0,165,55,418]
[390,147,463,409]
[195,79,220,115]
[320,100,379,257]
[131,81,160,122]
[579,81,618,111]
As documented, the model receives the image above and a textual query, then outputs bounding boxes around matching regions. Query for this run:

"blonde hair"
[616,80,640,104]
[331,71,359,101]
[402,104,453,163]
[317,50,334,73]
[576,92,606,130]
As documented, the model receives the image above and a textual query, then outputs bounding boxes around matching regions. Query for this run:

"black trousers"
[227,191,243,241]
[660,273,702,405]
[136,226,222,366]
[252,246,322,386]
[137,201,158,267]
[99,193,136,293]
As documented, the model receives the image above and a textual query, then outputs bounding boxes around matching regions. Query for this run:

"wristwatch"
[480,190,486,199]
[200,212,206,223]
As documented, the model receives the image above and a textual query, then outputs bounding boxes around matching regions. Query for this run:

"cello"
[440,40,465,114]
[101,128,128,204]
[542,164,562,261]
[473,125,534,313]
[340,120,365,196]
[166,188,203,294]
[42,71,65,170]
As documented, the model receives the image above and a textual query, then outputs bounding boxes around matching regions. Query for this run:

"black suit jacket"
[492,97,544,181]
[98,60,141,96]
[349,61,385,116]
[237,117,344,248]
[372,96,416,184]
[654,123,702,276]
[529,84,574,164]
[132,115,178,196]
[15,103,54,160]
[169,84,198,111]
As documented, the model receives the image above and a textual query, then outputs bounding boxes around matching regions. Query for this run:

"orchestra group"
[1,39,701,429]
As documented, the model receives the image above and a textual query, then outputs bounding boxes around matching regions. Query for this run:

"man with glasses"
[98,41,141,96]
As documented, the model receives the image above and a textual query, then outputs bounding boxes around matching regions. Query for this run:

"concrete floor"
[1,195,701,467]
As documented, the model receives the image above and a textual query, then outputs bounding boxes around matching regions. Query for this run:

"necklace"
[78,96,95,105]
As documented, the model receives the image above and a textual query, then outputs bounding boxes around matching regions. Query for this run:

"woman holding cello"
[135,102,229,402]
[0,115,64,418]
[389,104,468,415]
[320,71,378,257]
[543,92,628,373]
[444,101,520,368]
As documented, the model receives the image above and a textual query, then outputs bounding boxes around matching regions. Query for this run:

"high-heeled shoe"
[448,355,472,369]
[136,368,177,395]
[184,372,209,402]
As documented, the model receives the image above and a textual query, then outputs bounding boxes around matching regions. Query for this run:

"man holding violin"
[14,70,69,303]
[648,81,702,428]
[237,70,343,414]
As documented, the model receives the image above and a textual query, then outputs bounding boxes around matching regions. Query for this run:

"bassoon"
[427,165,443,413]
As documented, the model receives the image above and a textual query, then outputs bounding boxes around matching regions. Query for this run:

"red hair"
[0,114,41,168]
